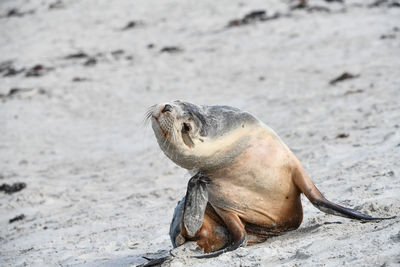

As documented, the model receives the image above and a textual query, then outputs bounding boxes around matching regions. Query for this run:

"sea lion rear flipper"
[292,166,396,221]
[194,206,248,259]
[311,199,396,220]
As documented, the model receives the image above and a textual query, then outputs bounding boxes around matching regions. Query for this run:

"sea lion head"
[147,100,259,170]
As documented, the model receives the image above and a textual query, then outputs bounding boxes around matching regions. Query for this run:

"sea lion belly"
[204,129,303,229]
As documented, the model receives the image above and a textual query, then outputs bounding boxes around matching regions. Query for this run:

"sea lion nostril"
[162,104,173,113]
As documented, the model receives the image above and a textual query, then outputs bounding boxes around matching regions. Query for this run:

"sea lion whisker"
[142,106,156,127]
[162,132,169,148]
[171,124,180,144]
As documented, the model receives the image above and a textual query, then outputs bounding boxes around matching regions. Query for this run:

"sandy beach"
[1,0,399,266]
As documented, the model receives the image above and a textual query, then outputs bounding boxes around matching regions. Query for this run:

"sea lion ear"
[198,115,209,136]
[199,124,208,137]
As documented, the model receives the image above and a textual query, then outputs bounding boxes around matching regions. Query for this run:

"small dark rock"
[3,68,25,77]
[1,61,25,77]
[369,0,400,7]
[20,247,34,253]
[111,50,125,60]
[306,6,331,12]
[83,58,97,66]
[387,170,395,176]
[0,61,14,73]
[336,133,349,139]
[291,1,308,10]
[160,46,183,53]
[25,64,53,77]
[111,49,124,56]
[72,77,88,82]
[329,72,360,85]
[228,10,284,27]
[65,52,89,59]
[369,0,387,7]
[9,214,25,223]
[242,10,267,23]
[4,8,34,18]
[147,44,155,49]
[0,88,35,99]
[290,2,331,12]
[49,1,65,9]
[0,182,26,194]
[344,89,364,95]
[227,10,267,27]
[7,8,20,17]
[122,21,139,30]
[380,34,396,39]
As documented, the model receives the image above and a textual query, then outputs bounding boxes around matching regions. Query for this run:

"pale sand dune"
[0,0,399,266]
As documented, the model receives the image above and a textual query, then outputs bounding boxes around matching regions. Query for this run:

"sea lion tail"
[292,166,395,221]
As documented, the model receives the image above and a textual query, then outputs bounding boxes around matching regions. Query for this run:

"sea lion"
[147,100,394,258]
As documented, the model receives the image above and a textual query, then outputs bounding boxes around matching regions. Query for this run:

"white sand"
[1,0,399,266]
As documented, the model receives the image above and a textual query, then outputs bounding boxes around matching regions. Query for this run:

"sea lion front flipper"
[194,206,248,259]
[183,172,210,237]
[169,173,210,247]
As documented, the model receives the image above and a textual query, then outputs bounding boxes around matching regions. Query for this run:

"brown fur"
[185,128,316,252]
[150,102,393,254]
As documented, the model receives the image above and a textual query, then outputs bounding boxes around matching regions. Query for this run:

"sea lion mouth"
[153,116,169,138]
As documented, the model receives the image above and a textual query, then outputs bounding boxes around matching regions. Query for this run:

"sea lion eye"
[182,123,191,132]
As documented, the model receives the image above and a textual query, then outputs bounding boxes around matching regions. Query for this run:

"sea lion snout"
[151,103,176,119]
[162,104,173,113]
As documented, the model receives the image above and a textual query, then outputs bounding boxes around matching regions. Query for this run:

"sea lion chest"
[204,131,301,226]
